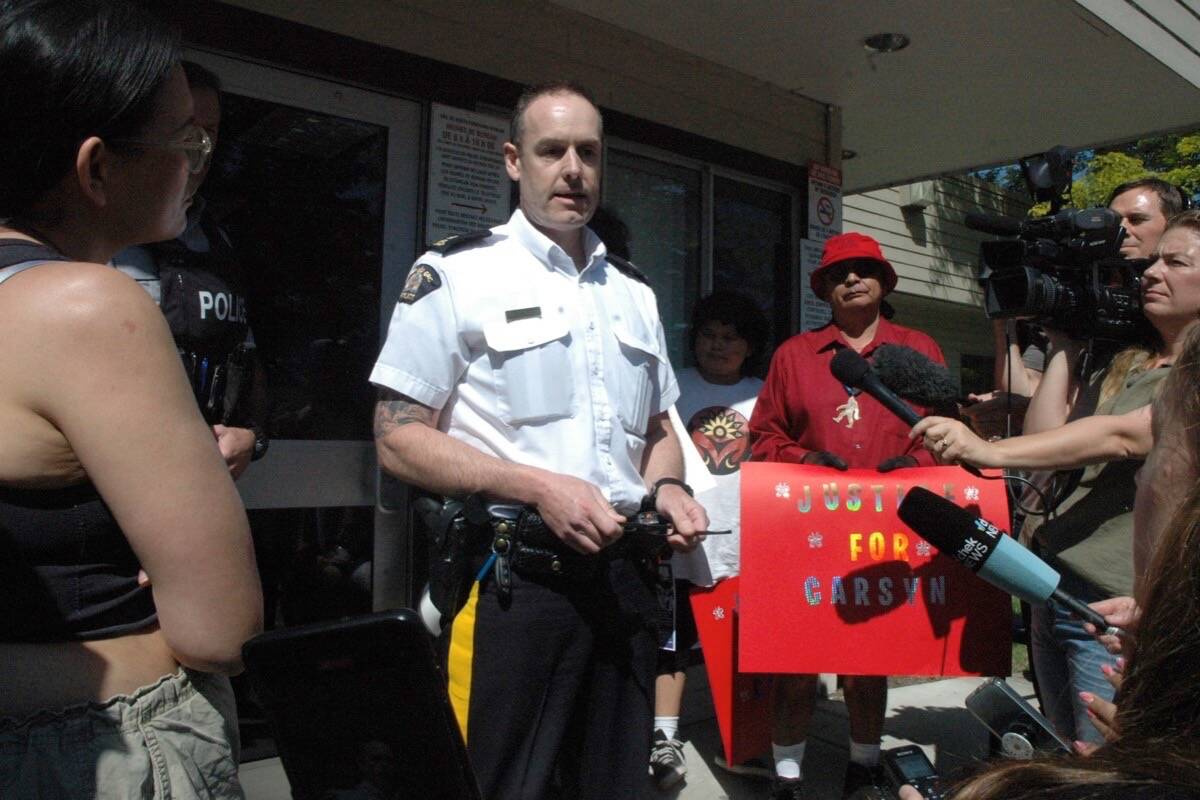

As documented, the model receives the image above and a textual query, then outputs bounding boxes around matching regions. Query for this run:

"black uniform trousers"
[442,555,659,800]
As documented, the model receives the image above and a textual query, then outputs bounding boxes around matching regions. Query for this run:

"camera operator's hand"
[1042,326,1086,354]
[802,450,848,470]
[898,786,925,800]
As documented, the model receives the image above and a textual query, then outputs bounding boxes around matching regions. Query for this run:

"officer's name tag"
[505,306,541,323]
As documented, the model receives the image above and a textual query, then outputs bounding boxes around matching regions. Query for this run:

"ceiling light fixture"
[862,33,910,54]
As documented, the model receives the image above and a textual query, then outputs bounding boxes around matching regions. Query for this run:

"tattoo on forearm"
[373,389,435,440]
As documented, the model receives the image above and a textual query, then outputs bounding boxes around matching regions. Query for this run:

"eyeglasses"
[109,124,214,175]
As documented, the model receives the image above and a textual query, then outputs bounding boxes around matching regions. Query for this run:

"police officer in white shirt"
[370,81,707,800]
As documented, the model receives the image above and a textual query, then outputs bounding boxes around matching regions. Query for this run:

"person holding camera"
[917,211,1200,746]
[984,178,1185,402]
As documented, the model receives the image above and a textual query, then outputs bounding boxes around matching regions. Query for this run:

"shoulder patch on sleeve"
[399,263,442,304]
[605,253,650,286]
[427,229,492,254]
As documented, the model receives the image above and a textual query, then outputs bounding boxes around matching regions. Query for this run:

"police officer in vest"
[371,81,708,799]
[114,61,267,477]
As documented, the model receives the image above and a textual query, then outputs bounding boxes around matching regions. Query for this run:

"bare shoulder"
[0,261,166,344]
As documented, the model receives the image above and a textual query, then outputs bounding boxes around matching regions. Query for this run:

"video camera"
[967,146,1150,343]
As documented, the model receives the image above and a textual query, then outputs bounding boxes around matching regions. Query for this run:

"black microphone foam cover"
[830,347,871,388]
[872,344,959,407]
[897,486,1004,572]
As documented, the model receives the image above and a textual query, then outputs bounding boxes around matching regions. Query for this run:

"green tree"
[1073,134,1200,208]
[974,131,1200,213]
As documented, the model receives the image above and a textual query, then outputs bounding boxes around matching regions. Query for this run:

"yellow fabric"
[446,580,480,741]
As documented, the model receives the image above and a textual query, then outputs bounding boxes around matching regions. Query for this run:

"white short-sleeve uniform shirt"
[370,209,679,514]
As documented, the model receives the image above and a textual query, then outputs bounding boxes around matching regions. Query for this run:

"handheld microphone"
[830,348,982,477]
[830,348,920,427]
[897,487,1121,636]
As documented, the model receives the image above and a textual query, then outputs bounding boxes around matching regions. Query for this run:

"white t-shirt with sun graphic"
[671,367,763,585]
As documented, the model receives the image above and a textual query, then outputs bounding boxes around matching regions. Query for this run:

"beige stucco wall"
[220,0,831,171]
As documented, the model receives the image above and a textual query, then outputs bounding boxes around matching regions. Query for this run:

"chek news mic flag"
[897,487,1120,635]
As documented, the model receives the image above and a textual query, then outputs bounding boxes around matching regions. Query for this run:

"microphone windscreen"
[872,345,959,407]
[898,487,1059,605]
[830,348,871,388]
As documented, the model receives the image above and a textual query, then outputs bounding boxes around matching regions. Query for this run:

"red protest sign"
[740,463,1011,676]
[689,578,772,766]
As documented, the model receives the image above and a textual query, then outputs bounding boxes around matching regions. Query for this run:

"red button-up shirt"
[749,318,946,468]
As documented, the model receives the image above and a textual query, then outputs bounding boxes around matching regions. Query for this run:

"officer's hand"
[654,485,708,553]
[532,473,626,555]
[898,786,925,800]
[801,450,848,470]
[877,454,919,472]
[213,424,255,480]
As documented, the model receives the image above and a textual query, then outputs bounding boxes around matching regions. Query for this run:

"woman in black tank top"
[0,3,261,797]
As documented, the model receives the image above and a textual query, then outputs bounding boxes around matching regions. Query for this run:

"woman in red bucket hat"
[743,231,944,800]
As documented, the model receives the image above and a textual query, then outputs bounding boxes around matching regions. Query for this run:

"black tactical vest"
[145,217,254,425]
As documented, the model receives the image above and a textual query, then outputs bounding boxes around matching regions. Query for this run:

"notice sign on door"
[799,239,832,331]
[426,103,511,247]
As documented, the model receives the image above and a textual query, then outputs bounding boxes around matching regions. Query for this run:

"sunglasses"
[109,123,214,175]
[823,259,883,285]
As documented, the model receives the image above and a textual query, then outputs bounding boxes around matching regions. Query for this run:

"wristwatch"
[652,477,693,497]
[250,424,270,461]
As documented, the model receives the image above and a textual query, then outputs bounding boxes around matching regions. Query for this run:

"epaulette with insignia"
[427,229,492,254]
[605,253,650,286]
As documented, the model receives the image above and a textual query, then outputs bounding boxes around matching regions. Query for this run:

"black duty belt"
[481,503,673,601]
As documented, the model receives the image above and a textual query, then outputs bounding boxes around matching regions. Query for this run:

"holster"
[415,495,487,621]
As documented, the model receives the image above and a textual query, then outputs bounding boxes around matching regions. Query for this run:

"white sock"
[654,716,679,741]
[772,741,805,780]
[848,740,881,767]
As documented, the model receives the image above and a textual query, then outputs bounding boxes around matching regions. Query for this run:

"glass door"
[181,50,421,761]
